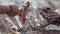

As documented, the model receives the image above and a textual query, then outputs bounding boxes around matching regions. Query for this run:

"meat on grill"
[40,7,60,24]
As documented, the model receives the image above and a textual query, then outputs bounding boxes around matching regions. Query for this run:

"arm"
[0,4,19,16]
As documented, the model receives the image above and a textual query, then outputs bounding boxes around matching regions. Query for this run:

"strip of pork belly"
[20,1,29,25]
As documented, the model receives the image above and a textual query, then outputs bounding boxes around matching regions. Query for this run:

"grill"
[40,7,60,24]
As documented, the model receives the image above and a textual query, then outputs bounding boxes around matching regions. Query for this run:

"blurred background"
[0,0,60,34]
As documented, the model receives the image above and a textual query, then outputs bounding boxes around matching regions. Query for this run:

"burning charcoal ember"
[40,7,60,24]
